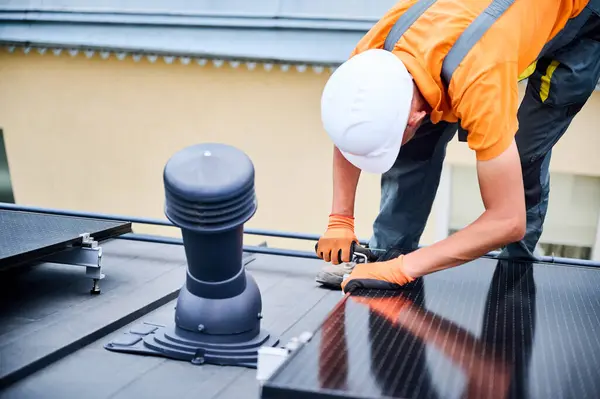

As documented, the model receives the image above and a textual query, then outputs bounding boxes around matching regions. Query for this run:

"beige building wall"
[445,83,600,175]
[0,48,598,255]
[0,48,385,252]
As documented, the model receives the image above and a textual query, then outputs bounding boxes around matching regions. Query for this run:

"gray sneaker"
[315,261,357,288]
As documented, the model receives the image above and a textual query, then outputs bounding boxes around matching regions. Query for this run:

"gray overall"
[370,0,600,260]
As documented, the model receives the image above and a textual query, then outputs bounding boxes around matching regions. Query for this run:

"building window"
[0,128,14,203]
[537,243,591,260]
[448,165,600,260]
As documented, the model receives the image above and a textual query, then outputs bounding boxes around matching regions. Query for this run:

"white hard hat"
[320,49,414,174]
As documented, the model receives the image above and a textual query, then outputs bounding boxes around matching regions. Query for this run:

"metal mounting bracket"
[42,233,104,295]
[256,331,314,384]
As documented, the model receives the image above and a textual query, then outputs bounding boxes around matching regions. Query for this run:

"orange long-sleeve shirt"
[351,0,589,161]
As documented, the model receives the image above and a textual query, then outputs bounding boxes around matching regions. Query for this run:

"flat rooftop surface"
[3,234,600,399]
[0,238,341,399]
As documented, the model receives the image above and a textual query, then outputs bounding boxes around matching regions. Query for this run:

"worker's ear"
[401,109,427,145]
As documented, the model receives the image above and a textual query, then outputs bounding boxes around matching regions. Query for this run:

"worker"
[314,0,600,292]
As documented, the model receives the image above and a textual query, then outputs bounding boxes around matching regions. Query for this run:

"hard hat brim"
[338,127,404,174]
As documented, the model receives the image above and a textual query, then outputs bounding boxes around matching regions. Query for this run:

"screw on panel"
[191,356,205,365]
[192,348,206,365]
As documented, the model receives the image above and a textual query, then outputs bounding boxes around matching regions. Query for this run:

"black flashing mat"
[261,257,600,399]
[0,210,132,270]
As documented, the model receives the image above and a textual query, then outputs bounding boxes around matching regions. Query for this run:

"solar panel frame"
[0,209,131,270]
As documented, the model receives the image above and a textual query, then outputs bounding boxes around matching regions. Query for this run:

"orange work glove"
[341,255,415,293]
[316,214,359,265]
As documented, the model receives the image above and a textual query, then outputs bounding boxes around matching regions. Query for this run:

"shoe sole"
[315,271,342,289]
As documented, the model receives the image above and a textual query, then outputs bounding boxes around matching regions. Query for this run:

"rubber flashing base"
[104,322,280,368]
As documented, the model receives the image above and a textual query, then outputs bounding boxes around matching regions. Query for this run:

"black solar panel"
[0,210,131,270]
[261,257,600,399]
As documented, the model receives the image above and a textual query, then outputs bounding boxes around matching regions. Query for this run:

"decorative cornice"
[2,44,337,74]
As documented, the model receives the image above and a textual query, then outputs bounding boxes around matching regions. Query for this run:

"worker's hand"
[316,214,359,265]
[341,255,415,293]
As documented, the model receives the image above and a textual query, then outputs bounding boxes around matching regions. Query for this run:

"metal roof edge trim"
[0,19,362,64]
[0,10,376,31]
[1,44,339,74]
[0,6,382,21]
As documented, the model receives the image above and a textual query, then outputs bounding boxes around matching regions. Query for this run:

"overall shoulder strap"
[384,0,517,77]
[383,0,438,52]
[441,0,517,86]
[441,0,517,141]
[383,0,518,142]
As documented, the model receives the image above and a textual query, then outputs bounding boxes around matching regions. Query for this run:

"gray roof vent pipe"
[105,142,280,367]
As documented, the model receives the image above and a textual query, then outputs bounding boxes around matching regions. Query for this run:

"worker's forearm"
[331,146,361,216]
[403,210,524,277]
